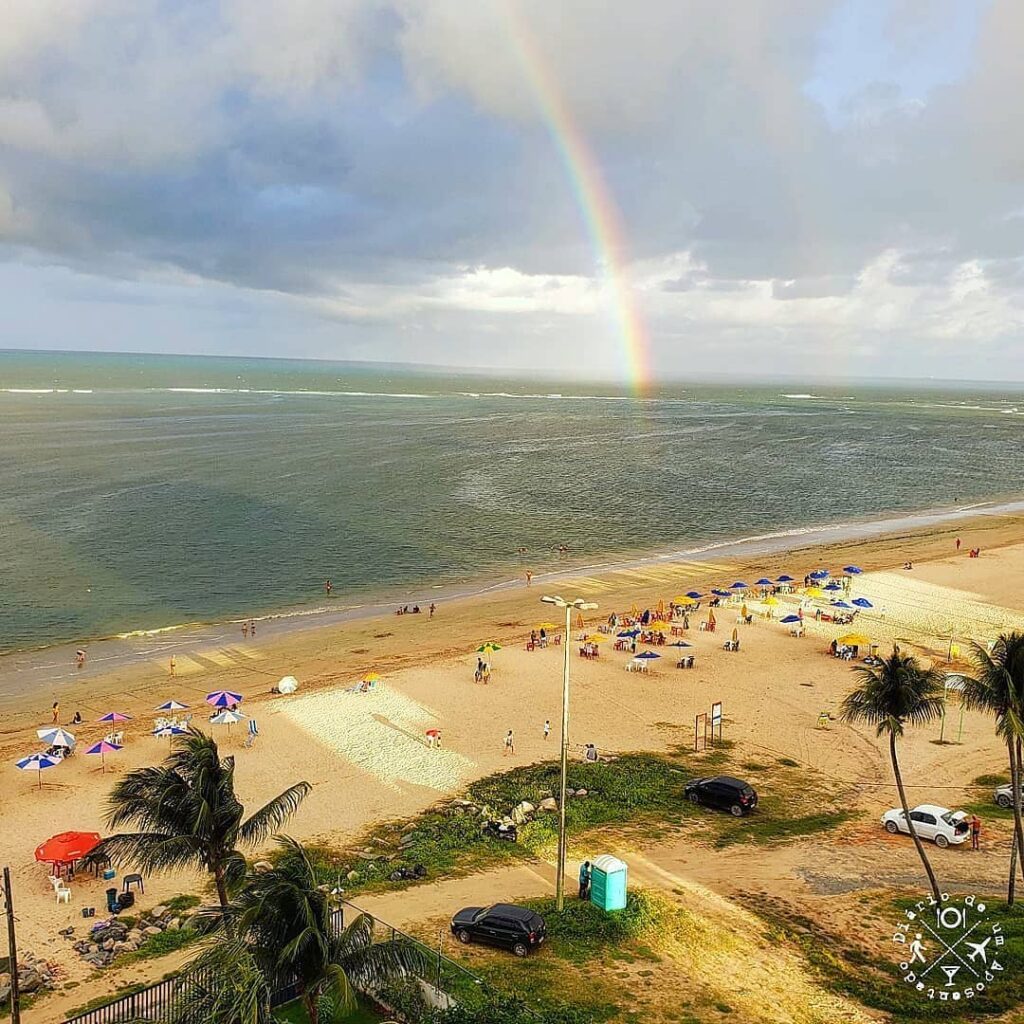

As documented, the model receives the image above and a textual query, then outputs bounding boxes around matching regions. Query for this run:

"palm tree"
[232,836,425,1024]
[961,633,1024,904]
[98,730,310,914]
[840,648,945,902]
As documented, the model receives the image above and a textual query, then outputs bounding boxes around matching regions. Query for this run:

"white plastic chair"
[55,882,71,904]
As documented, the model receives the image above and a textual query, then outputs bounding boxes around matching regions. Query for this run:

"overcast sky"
[2,0,1022,382]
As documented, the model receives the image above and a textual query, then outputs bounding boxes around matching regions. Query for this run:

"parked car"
[684,775,758,816]
[881,804,969,848]
[994,784,1024,809]
[450,903,546,957]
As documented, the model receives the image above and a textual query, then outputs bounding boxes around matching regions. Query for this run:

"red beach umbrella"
[34,831,102,867]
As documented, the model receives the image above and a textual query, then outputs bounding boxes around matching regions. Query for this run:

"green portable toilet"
[589,854,627,911]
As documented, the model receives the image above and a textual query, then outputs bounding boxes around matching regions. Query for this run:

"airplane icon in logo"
[965,938,992,964]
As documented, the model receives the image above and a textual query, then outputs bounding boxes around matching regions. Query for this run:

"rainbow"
[500,3,652,394]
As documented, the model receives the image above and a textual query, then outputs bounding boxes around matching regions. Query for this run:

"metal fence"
[61,900,487,1024]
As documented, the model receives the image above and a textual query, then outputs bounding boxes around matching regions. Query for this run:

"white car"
[881,804,970,848]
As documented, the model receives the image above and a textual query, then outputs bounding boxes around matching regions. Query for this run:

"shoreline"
[3,495,1024,693]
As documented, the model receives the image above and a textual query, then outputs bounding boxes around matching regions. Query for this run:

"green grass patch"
[974,773,1009,787]
[713,808,854,850]
[117,923,197,965]
[273,996,383,1023]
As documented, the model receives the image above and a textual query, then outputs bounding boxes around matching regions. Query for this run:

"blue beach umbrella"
[730,581,748,590]
[852,598,873,608]
[98,711,132,723]
[777,574,794,583]
[206,690,243,708]
[669,640,694,648]
[780,615,801,624]
[153,724,189,746]
[755,578,773,586]
[155,700,189,712]
[686,591,703,599]
[37,727,76,748]
[843,565,863,575]
[711,589,731,597]
[810,569,830,580]
[634,651,661,660]
[617,629,640,638]
[824,582,843,592]
[17,752,61,789]
[832,601,853,609]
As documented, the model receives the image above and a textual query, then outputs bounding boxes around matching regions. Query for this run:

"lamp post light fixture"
[540,594,598,911]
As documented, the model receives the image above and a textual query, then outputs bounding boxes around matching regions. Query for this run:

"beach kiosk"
[589,854,628,911]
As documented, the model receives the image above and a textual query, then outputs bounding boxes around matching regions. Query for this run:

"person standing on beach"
[429,603,436,618]
[971,814,981,850]
[250,619,256,637]
[242,620,249,639]
[525,570,533,587]
[169,655,177,677]
[75,649,86,669]
[52,701,60,723]
[504,730,515,756]
[956,537,961,552]
[543,719,551,741]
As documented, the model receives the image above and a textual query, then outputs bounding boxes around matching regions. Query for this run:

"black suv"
[450,903,547,957]
[684,775,758,816]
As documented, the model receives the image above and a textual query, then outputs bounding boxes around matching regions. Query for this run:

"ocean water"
[1,350,1023,653]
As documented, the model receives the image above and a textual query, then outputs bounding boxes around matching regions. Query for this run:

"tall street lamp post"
[540,594,598,911]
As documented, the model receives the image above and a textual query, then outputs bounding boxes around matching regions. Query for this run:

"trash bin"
[589,854,627,911]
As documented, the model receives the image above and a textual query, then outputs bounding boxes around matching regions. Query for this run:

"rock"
[517,801,536,815]
[575,788,588,797]
[82,953,106,968]
[356,851,379,861]
[113,941,131,953]
[18,969,42,993]
[539,797,558,812]
[127,929,144,943]
[88,943,99,954]
[400,831,421,844]
[143,926,162,937]
[152,905,168,918]
[346,870,359,881]
[0,983,10,1005]
[168,918,182,931]
[102,939,115,952]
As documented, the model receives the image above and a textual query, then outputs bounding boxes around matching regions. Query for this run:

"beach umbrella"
[686,591,704,600]
[648,621,671,632]
[153,724,189,746]
[832,601,853,609]
[804,587,824,599]
[843,566,863,575]
[810,569,830,580]
[852,598,873,609]
[755,578,773,586]
[97,712,132,723]
[617,629,640,638]
[708,610,717,626]
[673,595,697,606]
[361,671,381,684]
[634,651,661,660]
[584,634,608,644]
[669,640,694,648]
[277,676,299,694]
[206,690,243,708]
[777,575,794,583]
[211,709,246,728]
[476,642,502,654]
[85,739,122,772]
[155,700,189,712]
[781,614,801,624]
[37,727,76,747]
[740,603,748,618]
[536,622,558,631]
[732,627,739,643]
[824,582,842,592]
[711,589,731,597]
[16,752,61,788]
[730,581,748,590]
[838,632,872,647]
[34,831,101,868]
[763,596,779,606]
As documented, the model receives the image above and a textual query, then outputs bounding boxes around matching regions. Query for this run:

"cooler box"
[589,854,627,911]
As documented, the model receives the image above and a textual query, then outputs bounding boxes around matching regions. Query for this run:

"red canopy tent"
[34,831,102,871]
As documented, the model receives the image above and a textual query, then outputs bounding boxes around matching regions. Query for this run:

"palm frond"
[95,831,204,873]
[238,783,312,847]
[336,937,428,991]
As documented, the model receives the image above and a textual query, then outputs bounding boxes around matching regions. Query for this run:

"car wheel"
[935,835,949,849]
[997,794,1012,809]
[688,791,702,805]
[729,804,744,817]
[885,820,899,834]
[456,929,472,944]
[512,942,529,957]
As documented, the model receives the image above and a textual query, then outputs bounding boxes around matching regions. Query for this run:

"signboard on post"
[694,713,707,752]
[710,701,723,745]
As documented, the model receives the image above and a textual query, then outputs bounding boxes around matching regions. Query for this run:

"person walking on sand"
[956,537,961,552]
[525,569,533,587]
[430,602,436,618]
[169,655,177,677]
[75,649,86,669]
[51,701,60,724]
[242,620,249,639]
[504,729,515,756]
[971,814,981,850]
[543,719,551,741]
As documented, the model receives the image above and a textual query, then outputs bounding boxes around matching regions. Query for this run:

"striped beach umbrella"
[206,690,243,708]
[852,598,873,608]
[86,739,122,771]
[155,700,189,712]
[37,727,76,747]
[98,711,132,723]
[17,752,61,789]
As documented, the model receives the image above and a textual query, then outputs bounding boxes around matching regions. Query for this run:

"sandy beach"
[6,509,1024,1020]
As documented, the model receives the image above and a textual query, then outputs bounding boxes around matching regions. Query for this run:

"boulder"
[167,918,182,931]
[575,788,588,797]
[151,905,168,918]
[253,860,273,873]
[538,797,558,812]
[517,801,536,815]
[113,941,131,954]
[18,969,43,993]
[101,940,115,952]
[143,926,162,937]
[127,930,144,944]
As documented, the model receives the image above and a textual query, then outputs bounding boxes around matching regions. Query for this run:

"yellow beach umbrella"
[673,595,697,606]
[361,672,380,683]
[763,596,779,606]
[536,622,558,631]
[585,633,608,644]
[838,633,872,647]
[805,587,824,599]
[648,620,671,632]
